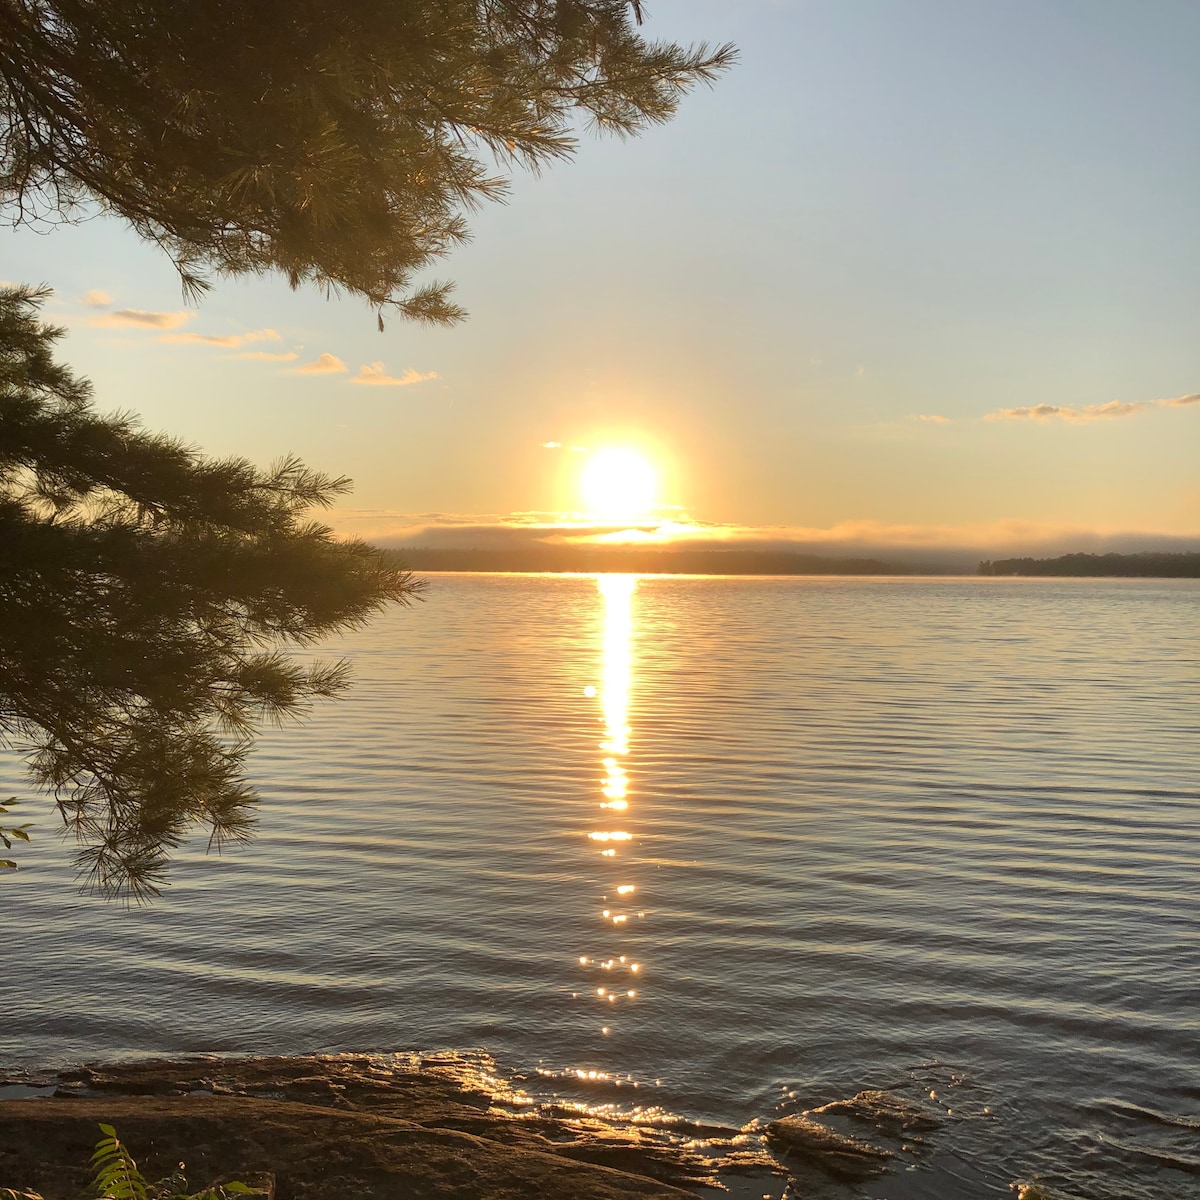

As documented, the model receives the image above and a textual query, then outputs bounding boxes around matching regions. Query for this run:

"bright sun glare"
[580,448,657,522]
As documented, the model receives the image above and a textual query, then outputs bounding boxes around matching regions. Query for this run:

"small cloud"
[570,445,589,453]
[238,350,299,362]
[352,361,439,387]
[855,365,865,378]
[542,441,563,449]
[293,352,348,375]
[82,289,112,308]
[91,308,192,330]
[909,413,950,424]
[159,327,280,349]
[160,332,243,348]
[986,403,1069,422]
[1163,392,1200,408]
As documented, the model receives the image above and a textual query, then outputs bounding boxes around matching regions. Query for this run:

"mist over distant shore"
[383,546,921,575]
[365,518,1200,577]
[382,546,1200,578]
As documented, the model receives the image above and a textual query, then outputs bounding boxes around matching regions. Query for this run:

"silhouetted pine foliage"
[0,0,735,323]
[0,286,422,898]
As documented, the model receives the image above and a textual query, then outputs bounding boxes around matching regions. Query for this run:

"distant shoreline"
[382,547,1200,578]
[978,551,1200,578]
[383,547,939,576]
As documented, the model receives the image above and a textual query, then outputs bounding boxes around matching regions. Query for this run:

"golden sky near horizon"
[5,0,1199,557]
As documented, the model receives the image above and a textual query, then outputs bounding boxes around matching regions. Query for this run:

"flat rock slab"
[0,1095,697,1200]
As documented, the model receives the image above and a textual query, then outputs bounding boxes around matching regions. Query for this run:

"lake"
[5,575,1199,1198]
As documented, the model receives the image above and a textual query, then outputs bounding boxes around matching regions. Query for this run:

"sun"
[580,448,658,522]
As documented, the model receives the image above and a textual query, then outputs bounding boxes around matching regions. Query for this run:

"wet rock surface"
[0,1056,771,1200]
[765,1113,892,1181]
[1,1096,702,1200]
[1,1055,952,1198]
[807,1089,943,1138]
[764,1085,949,1194]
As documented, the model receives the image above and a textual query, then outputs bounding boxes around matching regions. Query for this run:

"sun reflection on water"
[599,575,634,760]
[576,573,644,1039]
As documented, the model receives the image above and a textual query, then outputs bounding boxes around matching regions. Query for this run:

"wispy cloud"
[292,352,348,375]
[986,400,1142,422]
[909,413,950,424]
[352,362,439,387]
[986,392,1199,423]
[160,332,241,348]
[81,289,112,308]
[160,328,280,348]
[542,441,563,449]
[238,350,299,362]
[91,308,193,330]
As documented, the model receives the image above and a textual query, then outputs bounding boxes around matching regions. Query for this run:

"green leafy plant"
[90,1125,261,1200]
[91,1125,148,1200]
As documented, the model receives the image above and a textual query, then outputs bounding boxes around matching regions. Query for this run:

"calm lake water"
[5,575,1199,1198]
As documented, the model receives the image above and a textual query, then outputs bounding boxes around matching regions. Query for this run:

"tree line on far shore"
[978,552,1200,577]
[393,547,1200,577]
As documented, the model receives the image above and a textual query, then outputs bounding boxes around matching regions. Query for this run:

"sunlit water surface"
[5,576,1199,1198]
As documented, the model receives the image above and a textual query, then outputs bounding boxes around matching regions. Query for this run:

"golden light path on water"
[577,575,642,1045]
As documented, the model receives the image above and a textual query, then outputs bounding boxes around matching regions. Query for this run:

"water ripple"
[3,575,1198,1200]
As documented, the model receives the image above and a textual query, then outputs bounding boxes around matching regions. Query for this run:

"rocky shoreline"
[0,1055,942,1199]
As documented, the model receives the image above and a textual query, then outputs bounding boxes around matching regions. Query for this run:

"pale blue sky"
[5,0,1198,554]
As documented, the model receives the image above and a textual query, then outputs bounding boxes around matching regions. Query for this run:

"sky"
[5,0,1199,563]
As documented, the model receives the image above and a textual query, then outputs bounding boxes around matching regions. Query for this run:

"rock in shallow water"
[807,1088,943,1136]
[764,1113,892,1181]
